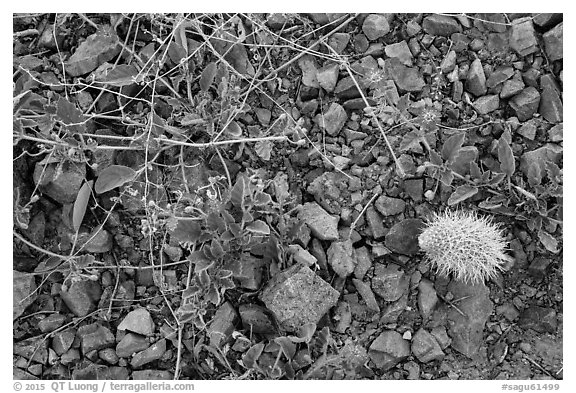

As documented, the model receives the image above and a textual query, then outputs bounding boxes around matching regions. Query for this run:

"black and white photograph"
[11,10,564,385]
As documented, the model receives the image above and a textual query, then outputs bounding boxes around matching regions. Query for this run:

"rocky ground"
[13,13,562,380]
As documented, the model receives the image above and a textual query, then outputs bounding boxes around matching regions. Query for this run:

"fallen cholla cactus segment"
[418,210,509,283]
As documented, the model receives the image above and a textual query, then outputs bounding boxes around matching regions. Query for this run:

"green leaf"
[439,168,454,186]
[230,175,247,208]
[94,165,137,194]
[441,132,465,162]
[224,120,242,137]
[470,161,482,180]
[170,220,201,244]
[206,212,226,233]
[429,149,443,166]
[253,192,272,206]
[242,343,265,370]
[56,96,86,133]
[255,140,273,161]
[447,185,478,206]
[245,220,270,235]
[95,64,140,86]
[274,337,297,360]
[210,239,224,259]
[538,230,559,253]
[189,251,214,273]
[200,62,217,92]
[72,180,93,232]
[498,137,515,177]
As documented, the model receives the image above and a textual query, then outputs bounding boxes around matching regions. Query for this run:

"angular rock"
[372,263,409,302]
[33,161,86,204]
[518,306,557,333]
[404,178,424,202]
[353,246,372,280]
[14,337,48,364]
[78,324,115,354]
[334,76,365,100]
[81,228,113,253]
[500,78,525,99]
[289,244,317,267]
[71,361,111,380]
[516,120,537,140]
[52,329,76,355]
[548,123,563,142]
[117,308,155,336]
[208,302,238,348]
[385,58,425,93]
[362,14,390,41]
[299,202,339,241]
[543,22,563,62]
[486,67,514,89]
[259,264,340,332]
[384,218,424,256]
[239,304,276,334]
[519,143,562,176]
[316,63,340,92]
[385,41,413,66]
[317,103,347,136]
[539,86,563,123]
[430,326,451,350]
[466,58,487,96]
[99,348,119,365]
[115,333,149,358]
[368,330,410,371]
[130,339,166,368]
[298,55,319,88]
[366,206,387,239]
[60,280,102,317]
[13,270,37,320]
[328,33,350,54]
[422,14,462,36]
[352,278,380,313]
[473,95,500,114]
[375,195,406,216]
[327,239,355,278]
[510,17,539,56]
[411,328,445,363]
[65,27,120,77]
[447,280,493,359]
[440,50,456,73]
[532,13,562,28]
[476,13,507,33]
[509,87,540,121]
[418,279,438,319]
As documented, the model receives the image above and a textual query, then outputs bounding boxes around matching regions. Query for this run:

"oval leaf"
[538,230,559,253]
[448,185,479,206]
[441,132,465,162]
[73,180,93,232]
[94,165,137,194]
[245,220,270,235]
[242,343,265,369]
[498,138,515,177]
[96,64,140,86]
[200,62,217,92]
[224,120,242,137]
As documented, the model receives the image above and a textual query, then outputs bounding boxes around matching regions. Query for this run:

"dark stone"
[327,239,356,278]
[334,76,365,100]
[411,328,445,362]
[473,95,500,114]
[403,179,423,202]
[375,195,406,216]
[422,14,462,36]
[447,280,493,359]
[385,58,425,93]
[32,161,86,204]
[500,78,525,98]
[372,263,409,302]
[368,330,410,370]
[71,362,111,380]
[509,87,540,121]
[543,22,563,62]
[130,339,166,368]
[418,279,438,319]
[466,58,487,96]
[78,323,115,354]
[539,87,563,123]
[518,306,557,333]
[60,280,102,317]
[115,333,149,358]
[366,207,387,239]
[510,17,539,56]
[384,218,424,256]
[532,13,562,28]
[486,67,515,88]
[259,264,340,332]
[132,370,173,380]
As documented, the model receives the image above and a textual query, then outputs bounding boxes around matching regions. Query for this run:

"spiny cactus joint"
[418,210,508,283]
